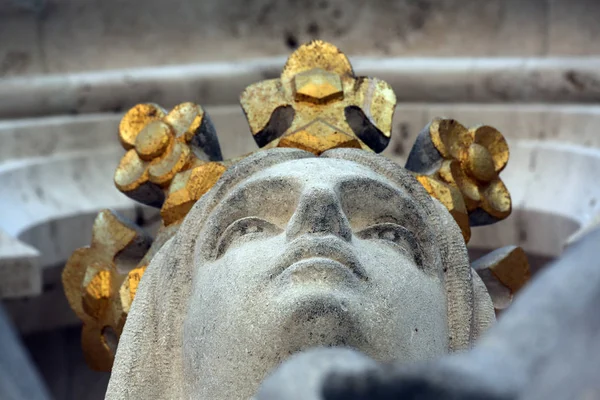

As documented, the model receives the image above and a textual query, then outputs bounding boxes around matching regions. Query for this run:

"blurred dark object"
[0,303,51,400]
[7,0,46,13]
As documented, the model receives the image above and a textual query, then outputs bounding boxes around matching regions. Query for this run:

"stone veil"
[105,147,494,399]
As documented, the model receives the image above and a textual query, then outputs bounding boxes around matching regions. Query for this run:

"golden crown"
[62,40,520,371]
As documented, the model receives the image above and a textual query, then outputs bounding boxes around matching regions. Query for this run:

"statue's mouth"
[283,257,365,284]
[272,236,367,281]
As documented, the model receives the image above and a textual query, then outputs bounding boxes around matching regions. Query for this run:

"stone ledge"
[2,58,600,119]
[2,0,600,77]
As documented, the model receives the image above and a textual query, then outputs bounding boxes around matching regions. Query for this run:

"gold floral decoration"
[431,118,511,224]
[405,118,512,229]
[114,102,223,208]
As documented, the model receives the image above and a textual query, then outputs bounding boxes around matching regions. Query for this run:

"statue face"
[185,157,448,395]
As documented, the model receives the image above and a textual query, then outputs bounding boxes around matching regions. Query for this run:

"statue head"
[106,148,494,399]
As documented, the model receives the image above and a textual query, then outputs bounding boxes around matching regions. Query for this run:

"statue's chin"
[267,256,366,345]
[273,289,366,352]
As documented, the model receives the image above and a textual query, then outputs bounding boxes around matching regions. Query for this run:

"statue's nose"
[286,187,352,242]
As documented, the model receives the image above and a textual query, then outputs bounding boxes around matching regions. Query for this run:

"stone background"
[1,0,600,77]
[2,0,600,399]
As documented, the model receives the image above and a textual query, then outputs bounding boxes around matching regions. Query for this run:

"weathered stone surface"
[4,58,600,119]
[2,0,600,79]
[105,148,494,399]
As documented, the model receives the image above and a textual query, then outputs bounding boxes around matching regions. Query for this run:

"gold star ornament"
[240,40,397,155]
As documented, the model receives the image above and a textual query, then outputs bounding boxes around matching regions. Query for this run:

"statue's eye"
[356,223,422,265]
[215,217,282,258]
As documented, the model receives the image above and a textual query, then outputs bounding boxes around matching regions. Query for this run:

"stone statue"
[62,41,528,399]
[105,148,495,399]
